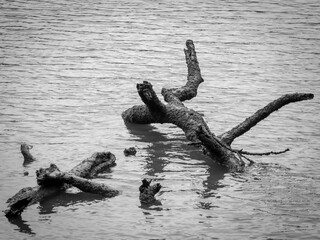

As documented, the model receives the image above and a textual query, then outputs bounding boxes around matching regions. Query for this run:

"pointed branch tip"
[186,40,195,50]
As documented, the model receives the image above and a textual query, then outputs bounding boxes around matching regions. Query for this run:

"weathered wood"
[139,179,162,204]
[4,152,116,217]
[122,40,314,172]
[122,40,245,171]
[196,126,245,171]
[36,164,119,197]
[219,93,314,145]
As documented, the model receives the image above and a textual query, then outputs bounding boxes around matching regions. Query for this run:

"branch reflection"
[7,191,107,235]
[8,215,35,236]
[125,123,171,176]
[125,123,228,212]
[38,191,106,215]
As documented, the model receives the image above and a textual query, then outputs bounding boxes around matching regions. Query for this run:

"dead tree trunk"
[4,152,117,217]
[122,40,314,172]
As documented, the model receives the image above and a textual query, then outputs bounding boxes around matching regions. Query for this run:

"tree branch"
[122,40,205,124]
[122,105,156,124]
[37,164,119,197]
[196,126,245,172]
[4,151,117,217]
[239,148,290,156]
[162,39,204,103]
[137,81,166,111]
[220,93,314,145]
[122,40,246,171]
[122,41,313,172]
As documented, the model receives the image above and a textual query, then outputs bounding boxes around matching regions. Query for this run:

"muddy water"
[0,0,319,239]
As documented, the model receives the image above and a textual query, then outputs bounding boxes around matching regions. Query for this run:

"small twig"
[236,150,255,165]
[198,132,289,165]
[238,148,290,156]
[187,142,202,146]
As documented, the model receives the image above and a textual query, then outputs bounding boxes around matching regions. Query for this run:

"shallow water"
[0,0,320,239]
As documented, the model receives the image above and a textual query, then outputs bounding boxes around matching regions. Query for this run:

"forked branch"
[5,151,117,217]
[122,40,314,172]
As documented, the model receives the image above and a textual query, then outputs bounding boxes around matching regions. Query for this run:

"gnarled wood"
[122,40,314,172]
[122,40,245,171]
[36,164,119,197]
[4,152,116,217]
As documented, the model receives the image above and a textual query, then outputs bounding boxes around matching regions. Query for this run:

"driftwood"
[139,179,162,204]
[36,163,119,197]
[4,151,117,217]
[122,40,314,172]
[4,40,314,219]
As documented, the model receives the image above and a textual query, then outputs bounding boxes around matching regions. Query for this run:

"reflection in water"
[139,200,170,224]
[38,191,106,215]
[125,122,227,177]
[7,190,107,236]
[125,123,228,212]
[201,160,227,199]
[8,215,35,236]
[140,199,163,211]
[0,0,319,238]
[127,124,170,222]
[196,201,218,210]
[125,123,171,176]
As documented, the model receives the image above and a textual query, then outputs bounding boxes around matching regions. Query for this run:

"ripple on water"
[0,0,319,239]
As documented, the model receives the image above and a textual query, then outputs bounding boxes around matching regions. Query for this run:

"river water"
[0,0,319,239]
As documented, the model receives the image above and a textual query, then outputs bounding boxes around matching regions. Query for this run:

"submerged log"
[4,152,117,217]
[36,164,119,197]
[122,40,314,172]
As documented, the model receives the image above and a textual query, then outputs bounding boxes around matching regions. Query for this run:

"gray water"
[1,0,320,239]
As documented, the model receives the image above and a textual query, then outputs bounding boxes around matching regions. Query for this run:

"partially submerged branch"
[239,148,290,156]
[37,164,119,197]
[139,179,162,204]
[122,40,314,172]
[122,105,156,124]
[196,126,245,172]
[4,151,117,217]
[68,152,116,178]
[220,93,314,145]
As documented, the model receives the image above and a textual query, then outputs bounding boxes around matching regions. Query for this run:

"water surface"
[0,0,319,239]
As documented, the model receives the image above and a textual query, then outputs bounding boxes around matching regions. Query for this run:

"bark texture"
[4,152,116,217]
[122,40,314,172]
[37,164,119,197]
